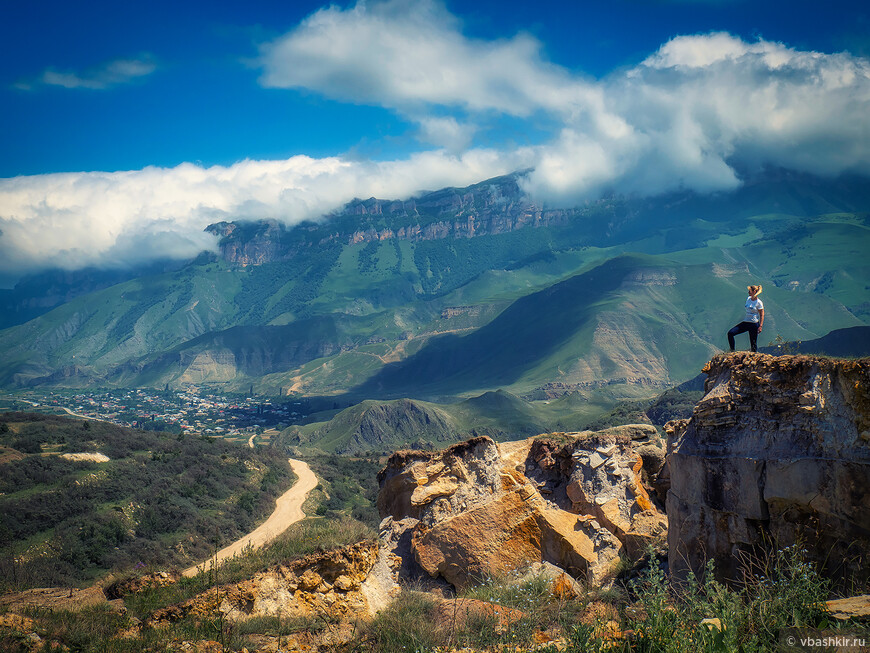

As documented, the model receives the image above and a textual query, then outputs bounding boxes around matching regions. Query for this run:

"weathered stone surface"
[668,353,870,588]
[148,541,380,627]
[625,510,668,561]
[105,571,178,599]
[378,428,666,590]
[518,561,585,599]
[0,585,109,611]
[358,516,427,613]
[825,595,870,621]
[431,597,526,633]
[377,437,502,526]
[413,490,545,589]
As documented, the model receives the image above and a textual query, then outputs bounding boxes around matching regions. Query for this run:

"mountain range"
[0,169,868,420]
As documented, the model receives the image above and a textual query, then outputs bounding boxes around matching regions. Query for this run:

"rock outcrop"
[148,541,381,626]
[667,352,870,587]
[377,428,667,590]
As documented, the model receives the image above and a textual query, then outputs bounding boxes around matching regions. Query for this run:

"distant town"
[0,387,314,443]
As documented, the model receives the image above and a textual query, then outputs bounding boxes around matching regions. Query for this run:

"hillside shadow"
[350,254,657,399]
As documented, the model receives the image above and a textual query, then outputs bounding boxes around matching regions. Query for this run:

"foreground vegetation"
[352,548,868,653]
[0,412,294,590]
[0,516,374,653]
[1,518,866,653]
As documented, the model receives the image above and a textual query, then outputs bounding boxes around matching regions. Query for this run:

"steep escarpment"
[667,352,870,587]
[205,174,574,266]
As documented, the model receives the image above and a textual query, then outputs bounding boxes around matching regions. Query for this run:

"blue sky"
[0,0,868,278]
[3,0,867,176]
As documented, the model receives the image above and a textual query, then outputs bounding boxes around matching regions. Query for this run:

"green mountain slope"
[347,248,863,399]
[276,389,561,454]
[0,172,867,405]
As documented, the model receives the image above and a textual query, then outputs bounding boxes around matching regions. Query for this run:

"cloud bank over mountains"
[1,0,868,276]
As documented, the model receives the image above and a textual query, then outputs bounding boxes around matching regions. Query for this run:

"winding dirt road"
[182,458,318,578]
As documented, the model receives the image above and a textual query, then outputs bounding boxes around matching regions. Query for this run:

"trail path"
[182,458,318,578]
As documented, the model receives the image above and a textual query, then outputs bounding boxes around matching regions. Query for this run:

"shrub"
[352,591,439,653]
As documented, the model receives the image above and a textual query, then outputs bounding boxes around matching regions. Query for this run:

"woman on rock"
[728,285,764,352]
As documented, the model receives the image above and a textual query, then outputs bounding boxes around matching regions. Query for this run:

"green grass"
[350,591,441,653]
[346,546,867,653]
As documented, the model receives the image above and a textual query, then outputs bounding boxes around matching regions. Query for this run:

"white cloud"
[258,0,589,117]
[3,4,870,277]
[19,56,157,91]
[258,3,870,204]
[0,150,526,275]
[522,33,870,202]
[417,116,477,151]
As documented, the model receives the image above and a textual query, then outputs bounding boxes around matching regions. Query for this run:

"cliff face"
[377,427,668,590]
[204,175,573,266]
[667,352,870,587]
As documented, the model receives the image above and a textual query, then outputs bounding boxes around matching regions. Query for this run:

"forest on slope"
[0,413,294,590]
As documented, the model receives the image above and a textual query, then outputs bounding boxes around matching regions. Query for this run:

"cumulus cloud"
[258,2,870,203]
[258,0,589,117]
[0,150,526,275]
[3,2,870,276]
[16,55,156,91]
[417,116,478,151]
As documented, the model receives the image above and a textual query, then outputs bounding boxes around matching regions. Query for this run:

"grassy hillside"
[0,174,867,408]
[274,388,635,455]
[348,248,863,399]
[0,412,294,590]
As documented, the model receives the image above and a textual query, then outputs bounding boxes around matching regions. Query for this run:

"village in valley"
[0,387,308,441]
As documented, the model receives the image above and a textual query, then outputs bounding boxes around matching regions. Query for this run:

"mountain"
[0,170,868,414]
[0,261,186,330]
[276,388,558,455]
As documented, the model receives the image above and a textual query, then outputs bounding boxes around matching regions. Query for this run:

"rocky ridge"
[204,175,575,266]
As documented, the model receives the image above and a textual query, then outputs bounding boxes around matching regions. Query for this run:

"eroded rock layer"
[378,427,667,589]
[148,541,381,626]
[667,352,870,587]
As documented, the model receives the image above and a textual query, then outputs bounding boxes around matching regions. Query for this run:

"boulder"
[667,353,870,588]
[431,598,526,633]
[378,427,667,590]
[825,595,870,621]
[377,437,502,526]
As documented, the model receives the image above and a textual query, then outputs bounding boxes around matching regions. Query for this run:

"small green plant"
[769,334,802,355]
[351,590,439,653]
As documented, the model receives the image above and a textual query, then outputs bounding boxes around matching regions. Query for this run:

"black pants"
[728,322,759,352]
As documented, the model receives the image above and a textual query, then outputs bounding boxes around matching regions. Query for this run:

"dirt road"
[182,458,318,578]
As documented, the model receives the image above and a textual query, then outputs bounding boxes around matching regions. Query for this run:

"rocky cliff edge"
[667,352,870,587]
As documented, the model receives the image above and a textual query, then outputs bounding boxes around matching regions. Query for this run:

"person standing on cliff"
[727,285,764,352]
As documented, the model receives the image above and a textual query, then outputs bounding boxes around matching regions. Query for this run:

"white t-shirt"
[744,297,764,323]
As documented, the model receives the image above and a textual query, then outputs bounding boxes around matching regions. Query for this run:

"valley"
[0,172,867,418]
[1,170,868,457]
